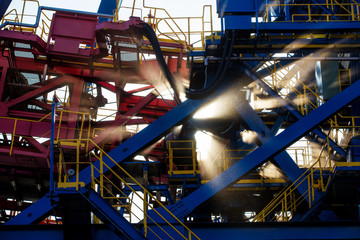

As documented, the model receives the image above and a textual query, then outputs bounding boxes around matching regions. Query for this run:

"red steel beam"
[4,76,71,109]
[89,92,158,149]
[0,30,47,53]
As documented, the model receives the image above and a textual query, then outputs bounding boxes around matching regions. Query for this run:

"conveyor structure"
[0,0,360,239]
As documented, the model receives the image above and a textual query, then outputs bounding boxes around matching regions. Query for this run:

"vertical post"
[76,140,80,191]
[100,150,104,197]
[143,162,148,237]
[318,152,323,192]
[58,150,62,183]
[308,176,311,208]
[169,142,173,176]
[131,0,136,16]
[284,191,288,221]
[49,96,56,194]
[188,17,191,49]
[143,190,147,237]
[311,168,315,202]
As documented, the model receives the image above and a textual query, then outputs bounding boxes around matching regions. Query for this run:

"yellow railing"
[327,123,360,154]
[249,59,360,153]
[287,145,312,167]
[1,0,53,41]
[168,140,199,177]
[1,9,19,25]
[221,149,252,173]
[218,149,286,185]
[117,0,214,50]
[338,68,351,92]
[0,109,91,156]
[265,1,360,22]
[253,143,334,222]
[255,60,322,115]
[57,138,200,240]
[144,5,213,51]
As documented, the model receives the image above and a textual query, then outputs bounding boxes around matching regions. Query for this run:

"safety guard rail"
[217,149,286,185]
[1,0,52,41]
[253,143,334,222]
[57,138,200,240]
[265,1,360,22]
[167,140,199,177]
[117,0,214,50]
[248,59,360,156]
[0,109,91,156]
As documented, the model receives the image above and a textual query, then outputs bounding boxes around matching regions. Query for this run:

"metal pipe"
[207,56,360,61]
[0,6,114,29]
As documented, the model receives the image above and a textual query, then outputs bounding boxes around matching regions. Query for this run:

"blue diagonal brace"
[233,98,321,203]
[311,0,340,20]
[6,79,233,225]
[78,88,227,183]
[0,0,12,20]
[81,188,146,240]
[4,194,57,225]
[157,78,360,220]
[240,64,346,157]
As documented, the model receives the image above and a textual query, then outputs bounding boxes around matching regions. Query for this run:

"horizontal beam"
[256,21,360,33]
[190,222,360,240]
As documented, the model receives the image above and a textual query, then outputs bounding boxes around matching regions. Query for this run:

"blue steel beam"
[240,64,346,157]
[77,86,233,183]
[97,0,118,22]
[190,222,360,240]
[0,0,11,20]
[78,188,146,240]
[157,78,360,220]
[310,0,339,20]
[233,98,321,204]
[2,222,359,240]
[4,195,58,225]
[6,78,233,225]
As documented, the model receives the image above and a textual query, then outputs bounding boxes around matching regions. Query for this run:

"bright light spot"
[260,163,284,179]
[193,102,218,119]
[134,155,146,161]
[240,130,258,144]
[193,96,234,119]
[195,131,214,160]
[195,131,226,179]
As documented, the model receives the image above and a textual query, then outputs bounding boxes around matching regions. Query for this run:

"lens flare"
[195,131,226,179]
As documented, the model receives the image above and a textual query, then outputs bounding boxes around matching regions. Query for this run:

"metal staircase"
[56,138,200,240]
[253,143,335,222]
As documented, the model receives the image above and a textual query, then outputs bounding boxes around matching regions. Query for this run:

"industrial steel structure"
[0,0,360,239]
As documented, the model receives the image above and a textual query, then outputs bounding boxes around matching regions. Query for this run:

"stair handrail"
[249,60,359,148]
[57,138,200,240]
[253,142,332,222]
